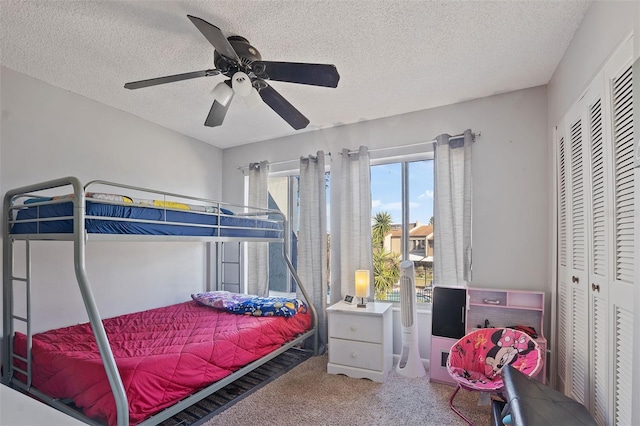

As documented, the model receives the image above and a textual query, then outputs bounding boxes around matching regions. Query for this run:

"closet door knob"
[572,275,579,284]
[591,283,600,292]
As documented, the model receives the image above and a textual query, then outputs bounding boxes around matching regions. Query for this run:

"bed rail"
[7,179,285,242]
[3,176,130,426]
[2,177,318,426]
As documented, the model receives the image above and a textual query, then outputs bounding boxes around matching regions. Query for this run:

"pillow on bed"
[191,291,307,317]
[191,291,245,309]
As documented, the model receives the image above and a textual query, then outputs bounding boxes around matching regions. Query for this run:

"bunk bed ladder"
[6,239,33,389]
[218,242,242,293]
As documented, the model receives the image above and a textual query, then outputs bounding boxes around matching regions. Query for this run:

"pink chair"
[446,327,542,425]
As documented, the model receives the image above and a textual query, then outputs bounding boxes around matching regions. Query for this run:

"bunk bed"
[2,176,318,426]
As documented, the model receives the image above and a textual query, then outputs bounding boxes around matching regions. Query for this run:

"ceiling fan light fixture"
[211,81,233,106]
[244,87,262,109]
[232,72,252,97]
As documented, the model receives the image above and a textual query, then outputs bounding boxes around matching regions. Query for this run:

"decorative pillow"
[191,291,307,317]
[191,291,245,309]
[228,296,307,317]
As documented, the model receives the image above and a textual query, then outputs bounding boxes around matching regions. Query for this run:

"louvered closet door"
[584,78,610,426]
[555,35,635,426]
[565,101,590,407]
[603,38,634,426]
[555,120,571,395]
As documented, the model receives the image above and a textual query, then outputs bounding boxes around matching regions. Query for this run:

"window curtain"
[247,161,269,296]
[433,129,473,287]
[298,152,328,353]
[329,146,373,305]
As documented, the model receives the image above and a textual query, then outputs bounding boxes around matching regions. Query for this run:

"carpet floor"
[202,355,492,425]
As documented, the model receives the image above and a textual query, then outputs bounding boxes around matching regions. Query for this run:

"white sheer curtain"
[298,151,328,352]
[329,146,373,305]
[247,161,269,296]
[433,129,473,287]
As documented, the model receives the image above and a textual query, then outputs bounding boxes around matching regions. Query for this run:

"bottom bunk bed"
[12,295,312,426]
[3,178,318,426]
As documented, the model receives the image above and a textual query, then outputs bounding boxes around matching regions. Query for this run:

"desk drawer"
[329,338,383,370]
[328,312,381,343]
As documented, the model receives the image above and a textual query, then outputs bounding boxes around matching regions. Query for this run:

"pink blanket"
[14,300,311,425]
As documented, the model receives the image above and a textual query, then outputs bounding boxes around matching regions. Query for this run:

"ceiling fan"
[124,15,340,130]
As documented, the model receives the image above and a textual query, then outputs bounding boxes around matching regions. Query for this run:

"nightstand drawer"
[329,338,383,370]
[329,312,382,343]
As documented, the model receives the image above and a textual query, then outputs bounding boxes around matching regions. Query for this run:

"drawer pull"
[350,325,357,331]
[351,352,357,358]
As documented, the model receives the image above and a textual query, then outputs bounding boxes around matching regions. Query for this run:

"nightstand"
[326,301,392,382]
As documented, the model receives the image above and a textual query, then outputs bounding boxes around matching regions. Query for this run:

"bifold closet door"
[584,77,610,426]
[556,34,635,426]
[565,101,590,408]
[556,120,571,396]
[602,38,634,426]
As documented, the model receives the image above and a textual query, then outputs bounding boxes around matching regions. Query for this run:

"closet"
[555,35,635,426]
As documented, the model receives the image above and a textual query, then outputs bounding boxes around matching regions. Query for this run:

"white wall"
[545,1,640,421]
[222,85,550,354]
[0,67,223,350]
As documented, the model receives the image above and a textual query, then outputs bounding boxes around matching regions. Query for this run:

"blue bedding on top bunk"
[11,201,282,238]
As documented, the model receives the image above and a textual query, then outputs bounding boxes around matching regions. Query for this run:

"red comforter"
[13,300,311,425]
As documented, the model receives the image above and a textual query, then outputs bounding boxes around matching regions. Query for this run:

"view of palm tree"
[371,210,433,303]
[373,247,401,298]
[372,211,392,248]
[372,211,400,298]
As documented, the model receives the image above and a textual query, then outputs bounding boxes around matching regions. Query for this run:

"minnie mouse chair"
[446,327,542,425]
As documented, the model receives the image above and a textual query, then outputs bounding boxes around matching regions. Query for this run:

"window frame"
[370,151,435,305]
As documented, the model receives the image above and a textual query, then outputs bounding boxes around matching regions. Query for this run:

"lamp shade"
[211,81,233,106]
[232,72,252,97]
[244,87,262,109]
[355,269,370,298]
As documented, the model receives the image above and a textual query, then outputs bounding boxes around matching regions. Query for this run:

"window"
[267,173,330,294]
[371,158,434,303]
[266,175,299,294]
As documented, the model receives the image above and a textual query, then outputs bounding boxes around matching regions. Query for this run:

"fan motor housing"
[214,36,262,73]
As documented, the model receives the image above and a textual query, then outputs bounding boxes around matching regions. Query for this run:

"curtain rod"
[237,152,332,171]
[238,131,480,170]
[344,131,479,155]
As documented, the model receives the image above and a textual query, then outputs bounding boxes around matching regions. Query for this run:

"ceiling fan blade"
[252,61,340,88]
[257,81,310,130]
[187,15,239,63]
[205,93,233,127]
[124,69,218,89]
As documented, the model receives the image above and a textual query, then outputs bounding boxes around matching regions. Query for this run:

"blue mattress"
[11,201,282,238]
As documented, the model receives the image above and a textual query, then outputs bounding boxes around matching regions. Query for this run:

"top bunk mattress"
[10,193,282,239]
[13,299,311,425]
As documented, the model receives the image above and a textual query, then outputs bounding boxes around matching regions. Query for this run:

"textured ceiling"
[0,1,591,149]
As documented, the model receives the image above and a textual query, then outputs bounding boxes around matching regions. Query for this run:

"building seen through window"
[371,160,434,303]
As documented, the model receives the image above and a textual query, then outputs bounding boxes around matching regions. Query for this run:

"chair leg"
[449,384,475,425]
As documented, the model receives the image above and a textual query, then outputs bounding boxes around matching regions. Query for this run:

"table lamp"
[355,269,370,308]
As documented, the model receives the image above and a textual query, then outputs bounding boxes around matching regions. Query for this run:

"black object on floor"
[159,347,313,426]
[491,399,506,426]
[500,365,597,426]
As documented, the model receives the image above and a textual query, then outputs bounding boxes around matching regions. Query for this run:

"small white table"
[326,301,393,382]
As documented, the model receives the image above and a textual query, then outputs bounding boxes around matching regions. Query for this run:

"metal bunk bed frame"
[2,176,318,426]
